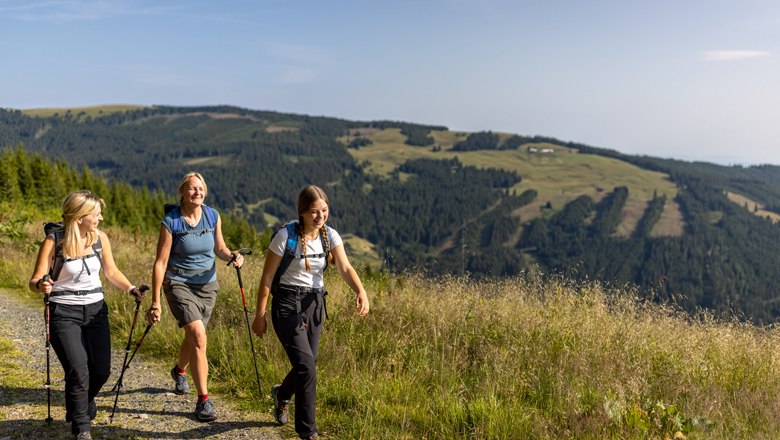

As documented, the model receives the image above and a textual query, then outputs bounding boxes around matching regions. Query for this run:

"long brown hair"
[296,185,333,271]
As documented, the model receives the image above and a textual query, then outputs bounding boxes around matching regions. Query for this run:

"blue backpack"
[164,203,217,253]
[271,220,334,291]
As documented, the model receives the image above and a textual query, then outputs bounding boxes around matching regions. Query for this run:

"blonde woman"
[146,172,243,422]
[252,184,369,440]
[30,190,146,440]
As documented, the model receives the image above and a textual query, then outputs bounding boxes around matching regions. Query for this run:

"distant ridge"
[3,104,780,322]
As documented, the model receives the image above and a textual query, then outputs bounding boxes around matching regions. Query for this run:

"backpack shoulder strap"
[165,204,183,233]
[202,205,217,230]
[45,222,65,281]
[272,221,299,290]
[92,234,104,272]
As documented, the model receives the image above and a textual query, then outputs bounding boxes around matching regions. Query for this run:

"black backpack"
[44,222,103,281]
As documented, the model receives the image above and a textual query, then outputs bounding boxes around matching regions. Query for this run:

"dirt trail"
[0,288,284,439]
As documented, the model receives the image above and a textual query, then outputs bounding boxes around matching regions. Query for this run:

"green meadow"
[2,207,780,439]
[346,128,682,237]
[22,105,146,119]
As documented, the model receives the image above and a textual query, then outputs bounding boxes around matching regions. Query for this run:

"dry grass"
[21,105,146,119]
[3,215,779,438]
[725,191,780,224]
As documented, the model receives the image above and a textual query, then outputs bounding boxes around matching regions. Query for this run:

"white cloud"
[702,50,771,61]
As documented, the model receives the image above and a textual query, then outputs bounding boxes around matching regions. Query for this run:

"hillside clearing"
[348,128,681,235]
[725,191,780,223]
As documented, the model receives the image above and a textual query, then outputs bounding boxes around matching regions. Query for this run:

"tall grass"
[3,211,780,438]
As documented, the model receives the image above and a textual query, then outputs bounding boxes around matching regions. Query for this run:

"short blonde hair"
[61,190,105,257]
[178,172,208,204]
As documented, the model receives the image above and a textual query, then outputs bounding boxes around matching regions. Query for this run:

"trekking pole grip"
[132,284,150,305]
[226,248,252,266]
[41,274,51,304]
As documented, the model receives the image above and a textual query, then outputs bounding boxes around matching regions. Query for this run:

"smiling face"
[297,185,331,232]
[180,175,207,207]
[302,198,329,231]
[78,207,103,234]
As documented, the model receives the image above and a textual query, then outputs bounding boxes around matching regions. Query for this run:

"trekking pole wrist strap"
[127,285,137,294]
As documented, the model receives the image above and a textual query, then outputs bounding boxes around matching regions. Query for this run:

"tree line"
[6,106,780,322]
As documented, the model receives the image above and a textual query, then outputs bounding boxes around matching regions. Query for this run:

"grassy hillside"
[2,205,780,439]
[347,128,682,238]
[21,104,147,119]
[725,191,780,223]
[6,105,780,323]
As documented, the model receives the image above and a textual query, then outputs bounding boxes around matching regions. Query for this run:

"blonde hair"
[61,190,105,258]
[178,172,208,204]
[296,185,333,271]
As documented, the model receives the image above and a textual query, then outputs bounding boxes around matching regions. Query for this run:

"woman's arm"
[98,230,141,297]
[29,236,55,295]
[252,251,282,337]
[213,215,244,267]
[148,224,172,324]
[331,244,370,316]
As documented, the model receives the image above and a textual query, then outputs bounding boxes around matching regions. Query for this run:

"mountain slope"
[4,105,780,322]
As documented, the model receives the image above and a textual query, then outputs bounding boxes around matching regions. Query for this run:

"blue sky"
[1,0,779,165]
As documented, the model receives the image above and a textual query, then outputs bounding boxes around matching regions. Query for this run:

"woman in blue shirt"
[146,172,244,422]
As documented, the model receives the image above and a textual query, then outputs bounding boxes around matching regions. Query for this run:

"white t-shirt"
[269,225,342,289]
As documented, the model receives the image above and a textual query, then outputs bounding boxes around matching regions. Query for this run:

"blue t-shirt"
[163,207,218,284]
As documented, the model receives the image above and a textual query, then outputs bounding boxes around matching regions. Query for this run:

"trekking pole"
[109,284,150,423]
[228,248,262,396]
[110,323,153,392]
[41,274,53,425]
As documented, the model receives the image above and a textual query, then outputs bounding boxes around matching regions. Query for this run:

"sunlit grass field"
[346,128,682,238]
[21,105,147,119]
[3,207,780,439]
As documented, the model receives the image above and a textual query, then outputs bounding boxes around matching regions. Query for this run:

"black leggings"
[49,300,111,435]
[271,286,325,438]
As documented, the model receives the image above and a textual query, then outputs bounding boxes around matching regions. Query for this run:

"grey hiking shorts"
[163,278,220,328]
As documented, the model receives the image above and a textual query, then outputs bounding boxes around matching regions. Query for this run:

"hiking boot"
[74,432,92,440]
[195,398,218,422]
[170,366,190,394]
[271,383,289,425]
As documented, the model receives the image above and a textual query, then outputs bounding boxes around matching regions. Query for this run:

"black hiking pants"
[271,285,326,438]
[49,300,111,435]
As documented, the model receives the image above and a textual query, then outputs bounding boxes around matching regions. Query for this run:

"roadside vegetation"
[2,200,780,439]
[6,107,780,323]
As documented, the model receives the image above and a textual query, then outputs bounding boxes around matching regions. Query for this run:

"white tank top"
[50,252,104,305]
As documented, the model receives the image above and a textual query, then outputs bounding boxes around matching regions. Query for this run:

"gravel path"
[0,289,284,440]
